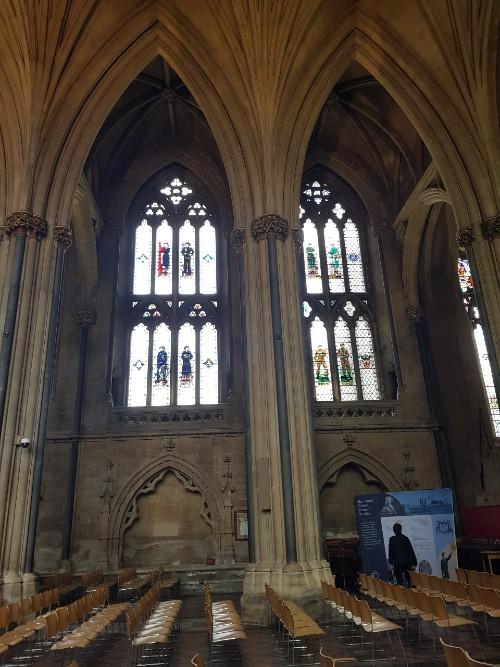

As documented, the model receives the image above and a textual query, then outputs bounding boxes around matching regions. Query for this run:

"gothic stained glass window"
[457,257,500,437]
[127,176,220,407]
[301,177,381,402]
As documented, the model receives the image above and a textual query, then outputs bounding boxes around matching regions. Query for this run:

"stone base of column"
[22,572,37,597]
[2,571,23,603]
[240,560,334,625]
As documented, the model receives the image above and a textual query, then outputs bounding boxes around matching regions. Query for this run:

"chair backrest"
[429,594,447,620]
[357,599,372,626]
[56,607,70,634]
[467,570,480,586]
[456,568,467,584]
[440,638,469,667]
[0,606,9,632]
[320,646,336,666]
[7,602,21,625]
[467,654,495,666]
[191,655,205,667]
[45,612,60,640]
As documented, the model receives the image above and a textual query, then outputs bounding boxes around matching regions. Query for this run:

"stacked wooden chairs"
[266,584,325,665]
[203,582,246,665]
[125,583,182,667]
[322,580,401,664]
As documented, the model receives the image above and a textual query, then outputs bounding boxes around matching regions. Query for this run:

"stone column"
[240,214,332,624]
[60,308,96,567]
[0,213,49,602]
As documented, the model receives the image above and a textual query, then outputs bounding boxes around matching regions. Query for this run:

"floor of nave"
[30,593,500,666]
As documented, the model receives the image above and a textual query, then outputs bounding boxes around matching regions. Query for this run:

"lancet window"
[127,177,219,406]
[301,179,380,402]
[457,257,500,436]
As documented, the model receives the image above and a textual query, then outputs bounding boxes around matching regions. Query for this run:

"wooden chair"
[319,645,357,665]
[191,654,204,666]
[440,638,469,667]
[456,569,468,585]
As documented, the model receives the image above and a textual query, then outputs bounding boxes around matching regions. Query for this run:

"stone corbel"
[292,228,304,251]
[230,228,246,253]
[251,214,289,241]
[406,304,424,323]
[76,309,97,328]
[481,216,500,241]
[5,211,48,239]
[456,227,476,248]
[54,226,73,251]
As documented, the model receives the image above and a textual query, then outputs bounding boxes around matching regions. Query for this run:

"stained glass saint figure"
[181,242,194,277]
[306,243,318,276]
[328,244,342,279]
[359,353,372,369]
[155,346,169,384]
[157,243,170,276]
[180,345,193,384]
[337,343,353,385]
[313,346,330,384]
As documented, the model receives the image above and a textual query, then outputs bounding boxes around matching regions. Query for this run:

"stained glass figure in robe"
[181,242,194,277]
[328,245,342,279]
[314,346,329,384]
[180,346,194,384]
[158,243,170,275]
[155,346,168,384]
[337,343,353,385]
[306,243,318,276]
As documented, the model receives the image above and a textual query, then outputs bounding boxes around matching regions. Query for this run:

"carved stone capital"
[5,211,48,239]
[0,226,5,243]
[456,227,475,247]
[292,228,304,250]
[251,214,289,241]
[76,309,97,328]
[53,226,73,250]
[406,304,424,323]
[230,228,246,253]
[481,216,500,241]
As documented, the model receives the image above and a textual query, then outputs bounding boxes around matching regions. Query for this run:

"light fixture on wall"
[15,436,31,449]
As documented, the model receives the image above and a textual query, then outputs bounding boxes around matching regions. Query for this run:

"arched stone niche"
[107,454,223,569]
[319,449,404,538]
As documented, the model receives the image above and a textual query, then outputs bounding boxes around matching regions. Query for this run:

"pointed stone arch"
[318,448,404,493]
[107,453,223,569]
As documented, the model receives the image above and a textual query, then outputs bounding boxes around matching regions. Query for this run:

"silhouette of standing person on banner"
[388,522,417,587]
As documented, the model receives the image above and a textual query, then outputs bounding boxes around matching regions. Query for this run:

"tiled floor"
[18,593,500,666]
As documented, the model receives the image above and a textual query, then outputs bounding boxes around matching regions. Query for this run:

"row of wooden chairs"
[116,568,137,586]
[47,585,129,662]
[441,637,496,667]
[457,569,500,592]
[322,580,401,664]
[407,572,500,632]
[80,569,104,588]
[42,572,74,591]
[266,584,326,665]
[125,583,182,667]
[0,587,60,635]
[203,583,246,665]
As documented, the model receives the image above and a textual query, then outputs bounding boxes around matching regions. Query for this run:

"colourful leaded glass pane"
[310,317,333,401]
[473,324,500,437]
[178,323,196,405]
[200,322,218,404]
[151,323,171,406]
[179,220,196,294]
[324,220,344,292]
[133,220,152,295]
[457,258,474,293]
[155,220,173,295]
[334,318,357,400]
[302,219,323,293]
[344,220,365,292]
[128,323,149,406]
[199,220,217,294]
[355,317,380,400]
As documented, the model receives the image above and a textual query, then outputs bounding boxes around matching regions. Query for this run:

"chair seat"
[212,629,247,641]
[133,634,170,645]
[434,616,476,628]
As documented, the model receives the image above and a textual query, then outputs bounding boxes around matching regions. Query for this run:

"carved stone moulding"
[5,211,48,239]
[406,304,424,323]
[456,227,475,248]
[114,408,225,425]
[251,214,289,241]
[314,404,398,420]
[292,228,304,249]
[230,228,246,253]
[76,309,97,328]
[481,216,500,241]
[54,225,73,250]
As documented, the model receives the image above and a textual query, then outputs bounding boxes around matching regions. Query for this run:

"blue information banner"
[355,488,457,581]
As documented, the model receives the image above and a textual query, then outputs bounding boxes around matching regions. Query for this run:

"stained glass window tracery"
[457,256,500,437]
[127,176,220,406]
[301,177,381,402]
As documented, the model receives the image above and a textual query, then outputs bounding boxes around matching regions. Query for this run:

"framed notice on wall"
[234,511,248,540]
